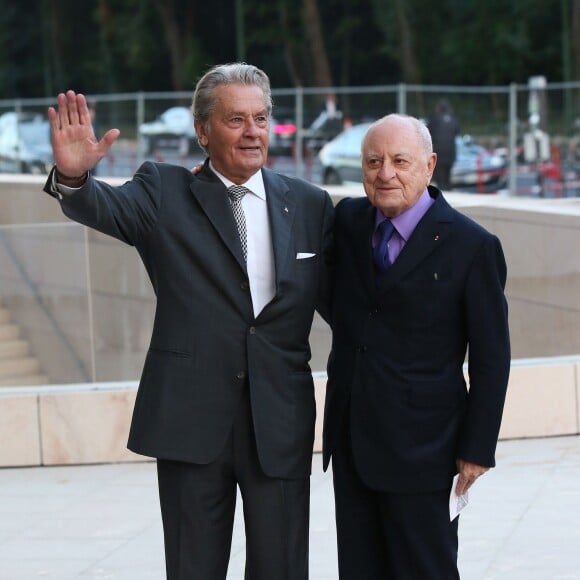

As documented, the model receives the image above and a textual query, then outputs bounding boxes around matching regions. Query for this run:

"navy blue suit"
[323,186,510,578]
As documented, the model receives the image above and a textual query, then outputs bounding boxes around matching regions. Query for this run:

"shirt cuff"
[50,169,90,198]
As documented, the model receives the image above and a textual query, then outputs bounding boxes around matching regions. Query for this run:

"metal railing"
[2,80,580,196]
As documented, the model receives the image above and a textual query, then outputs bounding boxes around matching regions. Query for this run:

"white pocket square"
[296,252,316,259]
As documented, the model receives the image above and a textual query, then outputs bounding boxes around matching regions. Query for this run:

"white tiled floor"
[1,435,579,579]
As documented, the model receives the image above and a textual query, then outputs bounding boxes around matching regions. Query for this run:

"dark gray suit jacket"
[323,186,510,493]
[45,161,334,479]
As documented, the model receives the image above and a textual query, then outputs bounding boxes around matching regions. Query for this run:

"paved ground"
[0,435,579,579]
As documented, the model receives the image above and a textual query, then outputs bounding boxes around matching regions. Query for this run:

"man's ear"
[195,121,209,147]
[427,152,437,184]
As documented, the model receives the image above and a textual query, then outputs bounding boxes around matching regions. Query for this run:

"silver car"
[139,106,199,155]
[318,122,506,190]
[0,112,53,174]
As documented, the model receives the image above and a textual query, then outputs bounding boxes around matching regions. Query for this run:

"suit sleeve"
[44,162,163,247]
[459,234,511,467]
[314,191,335,324]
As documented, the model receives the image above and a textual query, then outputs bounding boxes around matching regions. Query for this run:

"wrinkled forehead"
[212,84,269,114]
[363,119,421,157]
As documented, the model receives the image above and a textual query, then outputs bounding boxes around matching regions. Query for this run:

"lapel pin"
[434,272,439,280]
[284,206,289,213]
[434,234,440,241]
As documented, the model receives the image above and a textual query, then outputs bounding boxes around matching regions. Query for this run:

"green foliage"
[0,0,571,98]
[106,0,170,91]
[0,0,53,97]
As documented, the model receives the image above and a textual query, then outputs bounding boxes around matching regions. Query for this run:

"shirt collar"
[375,189,434,242]
[209,161,267,200]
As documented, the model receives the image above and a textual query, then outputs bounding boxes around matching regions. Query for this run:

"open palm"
[48,90,120,177]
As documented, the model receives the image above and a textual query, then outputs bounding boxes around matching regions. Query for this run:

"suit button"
[240,281,249,291]
[236,371,246,380]
[249,326,256,335]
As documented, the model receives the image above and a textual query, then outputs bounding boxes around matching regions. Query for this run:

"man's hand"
[47,90,120,180]
[455,458,489,496]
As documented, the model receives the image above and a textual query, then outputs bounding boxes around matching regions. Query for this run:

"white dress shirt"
[210,162,276,317]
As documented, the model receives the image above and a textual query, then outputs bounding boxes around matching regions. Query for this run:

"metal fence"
[2,79,580,197]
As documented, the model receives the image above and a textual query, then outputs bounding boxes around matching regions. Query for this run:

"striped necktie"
[227,185,249,261]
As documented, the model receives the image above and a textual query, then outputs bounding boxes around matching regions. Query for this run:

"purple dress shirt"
[373,189,435,264]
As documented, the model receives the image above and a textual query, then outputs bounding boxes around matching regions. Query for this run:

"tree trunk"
[152,0,185,92]
[277,0,303,86]
[302,0,333,88]
[394,0,420,84]
[46,0,65,91]
[572,0,580,84]
[97,0,117,93]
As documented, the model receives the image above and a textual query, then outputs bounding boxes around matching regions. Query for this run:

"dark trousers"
[332,423,459,580]
[157,390,310,580]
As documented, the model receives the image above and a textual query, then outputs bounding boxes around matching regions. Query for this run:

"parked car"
[0,112,53,174]
[318,122,371,184]
[303,109,345,153]
[139,106,199,155]
[318,122,507,189]
[451,135,506,188]
[269,116,298,156]
[269,106,344,157]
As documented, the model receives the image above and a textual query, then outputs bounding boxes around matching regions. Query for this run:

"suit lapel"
[377,191,454,293]
[189,166,301,292]
[262,169,295,289]
[189,164,246,269]
[349,201,377,297]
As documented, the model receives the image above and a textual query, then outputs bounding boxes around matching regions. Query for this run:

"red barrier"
[476,154,484,193]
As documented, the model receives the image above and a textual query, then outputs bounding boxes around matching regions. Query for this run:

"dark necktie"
[227,185,249,261]
[373,219,395,277]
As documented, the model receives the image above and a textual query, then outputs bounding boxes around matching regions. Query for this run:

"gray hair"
[192,63,273,153]
[365,113,433,157]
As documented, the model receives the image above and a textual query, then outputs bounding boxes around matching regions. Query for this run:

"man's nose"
[244,119,260,136]
[378,160,395,180]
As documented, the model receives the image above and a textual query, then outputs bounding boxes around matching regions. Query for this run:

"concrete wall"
[449,194,580,360]
[1,358,579,467]
[3,179,580,370]
[1,177,579,467]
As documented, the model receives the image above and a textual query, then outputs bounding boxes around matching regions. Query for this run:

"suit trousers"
[331,417,459,580]
[157,388,310,580]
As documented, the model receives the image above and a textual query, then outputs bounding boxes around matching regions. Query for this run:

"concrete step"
[0,302,48,385]
[0,324,20,341]
[0,374,49,387]
[0,340,29,360]
[0,357,40,379]
[0,309,11,324]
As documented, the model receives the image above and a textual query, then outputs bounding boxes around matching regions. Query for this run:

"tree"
[392,0,421,84]
[0,0,576,99]
[369,0,422,84]
[302,0,333,88]
[0,0,60,97]
[572,0,580,83]
[151,0,199,92]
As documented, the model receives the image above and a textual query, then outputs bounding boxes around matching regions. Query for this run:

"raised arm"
[47,90,120,186]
